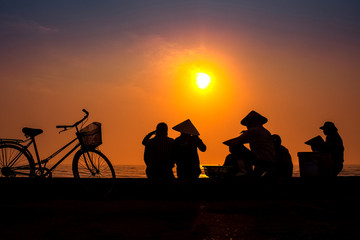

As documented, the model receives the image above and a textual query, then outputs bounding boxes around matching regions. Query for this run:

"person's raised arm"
[235,129,251,144]
[142,130,156,146]
[194,135,207,152]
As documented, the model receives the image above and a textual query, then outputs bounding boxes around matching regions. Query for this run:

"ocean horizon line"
[48,164,360,178]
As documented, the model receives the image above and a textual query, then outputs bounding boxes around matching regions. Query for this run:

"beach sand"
[1,178,360,240]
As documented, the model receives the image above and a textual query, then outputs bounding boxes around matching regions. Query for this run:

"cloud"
[0,14,59,35]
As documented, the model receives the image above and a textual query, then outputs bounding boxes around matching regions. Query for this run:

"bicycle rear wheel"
[72,149,116,195]
[0,144,35,178]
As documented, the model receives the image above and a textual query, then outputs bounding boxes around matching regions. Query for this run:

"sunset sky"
[1,0,360,167]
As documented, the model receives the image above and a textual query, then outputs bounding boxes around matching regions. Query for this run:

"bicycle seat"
[22,127,43,138]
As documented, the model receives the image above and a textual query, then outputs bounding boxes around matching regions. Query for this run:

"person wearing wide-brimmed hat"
[320,121,344,176]
[172,119,206,180]
[224,110,276,177]
[222,138,253,176]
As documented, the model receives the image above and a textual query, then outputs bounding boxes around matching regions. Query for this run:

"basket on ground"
[203,165,233,178]
[79,122,102,148]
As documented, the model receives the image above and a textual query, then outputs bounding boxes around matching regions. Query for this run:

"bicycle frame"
[17,136,82,175]
[41,138,81,174]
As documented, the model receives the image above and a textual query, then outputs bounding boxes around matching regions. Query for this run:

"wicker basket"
[79,122,102,148]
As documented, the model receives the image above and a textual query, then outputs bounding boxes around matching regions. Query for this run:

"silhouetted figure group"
[222,111,345,180]
[222,111,292,180]
[142,120,206,182]
[142,110,344,182]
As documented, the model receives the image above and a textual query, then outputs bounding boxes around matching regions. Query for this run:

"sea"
[51,164,360,178]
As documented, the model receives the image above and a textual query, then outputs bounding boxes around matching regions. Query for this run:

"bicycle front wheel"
[72,149,116,179]
[72,149,116,196]
[0,144,35,178]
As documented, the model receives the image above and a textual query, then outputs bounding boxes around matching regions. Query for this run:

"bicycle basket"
[79,122,102,148]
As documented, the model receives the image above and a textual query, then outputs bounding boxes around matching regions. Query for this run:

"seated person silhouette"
[224,111,276,177]
[172,119,206,180]
[272,134,293,181]
[142,122,175,181]
[305,122,344,177]
[223,137,252,176]
[320,122,344,176]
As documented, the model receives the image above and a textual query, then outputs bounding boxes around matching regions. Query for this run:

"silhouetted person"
[320,121,344,176]
[272,134,293,181]
[173,119,206,180]
[226,111,276,177]
[223,138,252,176]
[142,122,175,181]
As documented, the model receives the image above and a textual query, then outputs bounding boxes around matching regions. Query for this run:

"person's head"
[272,134,282,147]
[320,121,338,135]
[156,122,168,137]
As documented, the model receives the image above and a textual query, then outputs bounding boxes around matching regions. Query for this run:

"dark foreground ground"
[1,177,360,240]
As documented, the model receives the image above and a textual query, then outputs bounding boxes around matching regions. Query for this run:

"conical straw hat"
[223,136,242,146]
[241,110,268,126]
[304,135,324,146]
[172,119,200,135]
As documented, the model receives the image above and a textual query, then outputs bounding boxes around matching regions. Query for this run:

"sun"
[196,72,211,89]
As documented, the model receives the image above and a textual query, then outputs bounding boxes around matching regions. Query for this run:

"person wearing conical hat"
[223,138,252,176]
[142,122,175,181]
[224,110,276,177]
[172,119,206,180]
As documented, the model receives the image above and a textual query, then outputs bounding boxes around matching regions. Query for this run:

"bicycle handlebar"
[56,109,89,130]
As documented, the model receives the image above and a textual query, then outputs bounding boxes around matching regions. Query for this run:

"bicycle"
[0,109,116,186]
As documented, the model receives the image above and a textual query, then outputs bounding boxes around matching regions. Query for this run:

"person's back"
[145,136,174,179]
[326,132,344,165]
[174,134,206,180]
[273,134,293,181]
[143,123,175,181]
[243,125,276,164]
[276,145,293,177]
